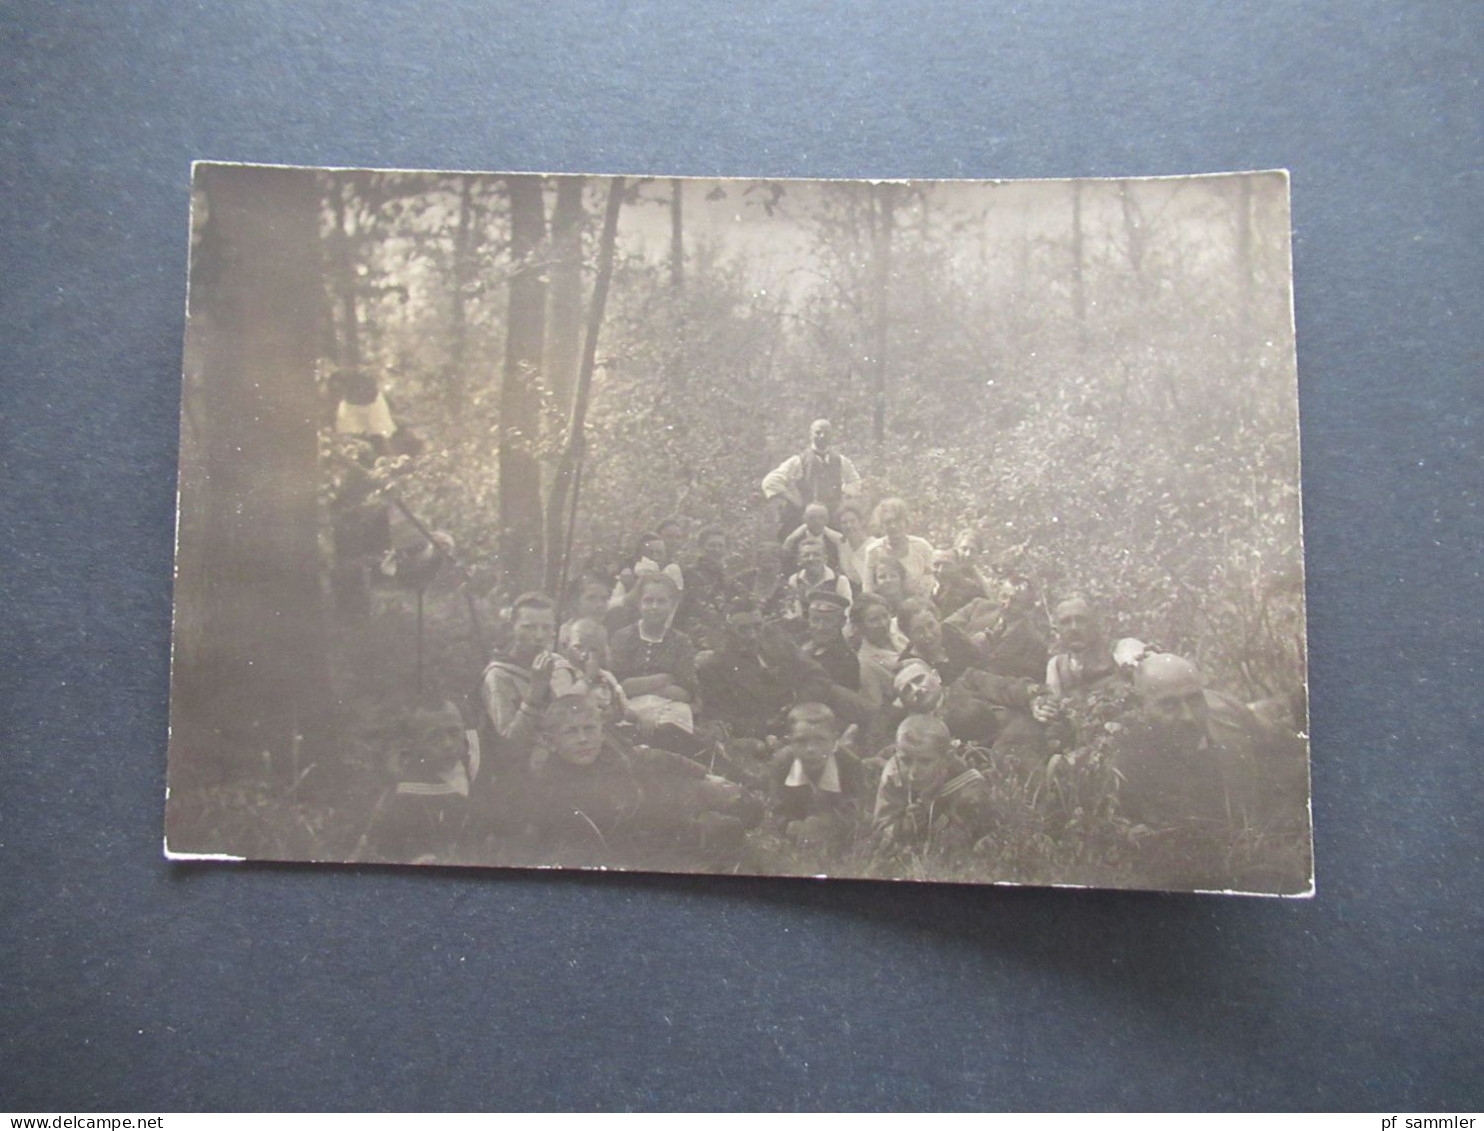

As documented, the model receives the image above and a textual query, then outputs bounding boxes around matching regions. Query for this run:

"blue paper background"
[2,1,1480,1112]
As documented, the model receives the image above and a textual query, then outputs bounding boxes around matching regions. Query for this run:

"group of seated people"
[366,498,1310,891]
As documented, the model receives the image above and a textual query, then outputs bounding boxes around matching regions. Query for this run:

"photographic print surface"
[167,164,1311,895]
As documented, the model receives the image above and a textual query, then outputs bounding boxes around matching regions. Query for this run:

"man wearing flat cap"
[801,585,860,692]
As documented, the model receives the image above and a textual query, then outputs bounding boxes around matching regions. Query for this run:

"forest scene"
[166,165,1310,895]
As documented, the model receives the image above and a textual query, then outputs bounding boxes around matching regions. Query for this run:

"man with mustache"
[761,418,863,541]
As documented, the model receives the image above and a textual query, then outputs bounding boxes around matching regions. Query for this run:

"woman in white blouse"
[861,497,936,599]
[835,503,872,594]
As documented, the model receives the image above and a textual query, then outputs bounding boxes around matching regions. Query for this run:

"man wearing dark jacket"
[510,695,762,867]
[1114,653,1311,892]
[897,598,987,686]
[801,587,861,692]
[697,597,798,740]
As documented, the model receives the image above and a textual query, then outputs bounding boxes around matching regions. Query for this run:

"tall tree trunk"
[542,175,589,588]
[663,178,687,402]
[1234,174,1256,362]
[670,178,685,291]
[1119,180,1145,287]
[169,164,330,813]
[546,176,586,427]
[499,176,549,593]
[331,180,362,373]
[1071,180,1088,353]
[1014,204,1032,341]
[1115,180,1146,426]
[447,175,476,422]
[546,177,625,597]
[871,182,895,453]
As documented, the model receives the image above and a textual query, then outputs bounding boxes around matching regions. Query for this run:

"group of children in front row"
[359,503,1309,892]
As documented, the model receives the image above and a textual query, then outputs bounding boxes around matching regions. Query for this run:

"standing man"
[761,418,863,541]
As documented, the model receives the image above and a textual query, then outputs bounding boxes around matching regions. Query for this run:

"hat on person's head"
[806,586,850,611]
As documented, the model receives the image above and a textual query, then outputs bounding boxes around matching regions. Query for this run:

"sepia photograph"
[166,163,1312,896]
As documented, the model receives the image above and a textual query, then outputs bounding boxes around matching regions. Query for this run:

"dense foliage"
[330,172,1304,701]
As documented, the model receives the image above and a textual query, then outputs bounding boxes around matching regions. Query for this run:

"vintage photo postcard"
[167,164,1312,895]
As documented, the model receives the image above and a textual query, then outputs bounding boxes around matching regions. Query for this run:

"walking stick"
[555,455,585,627]
[326,448,488,657]
[384,490,488,657]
